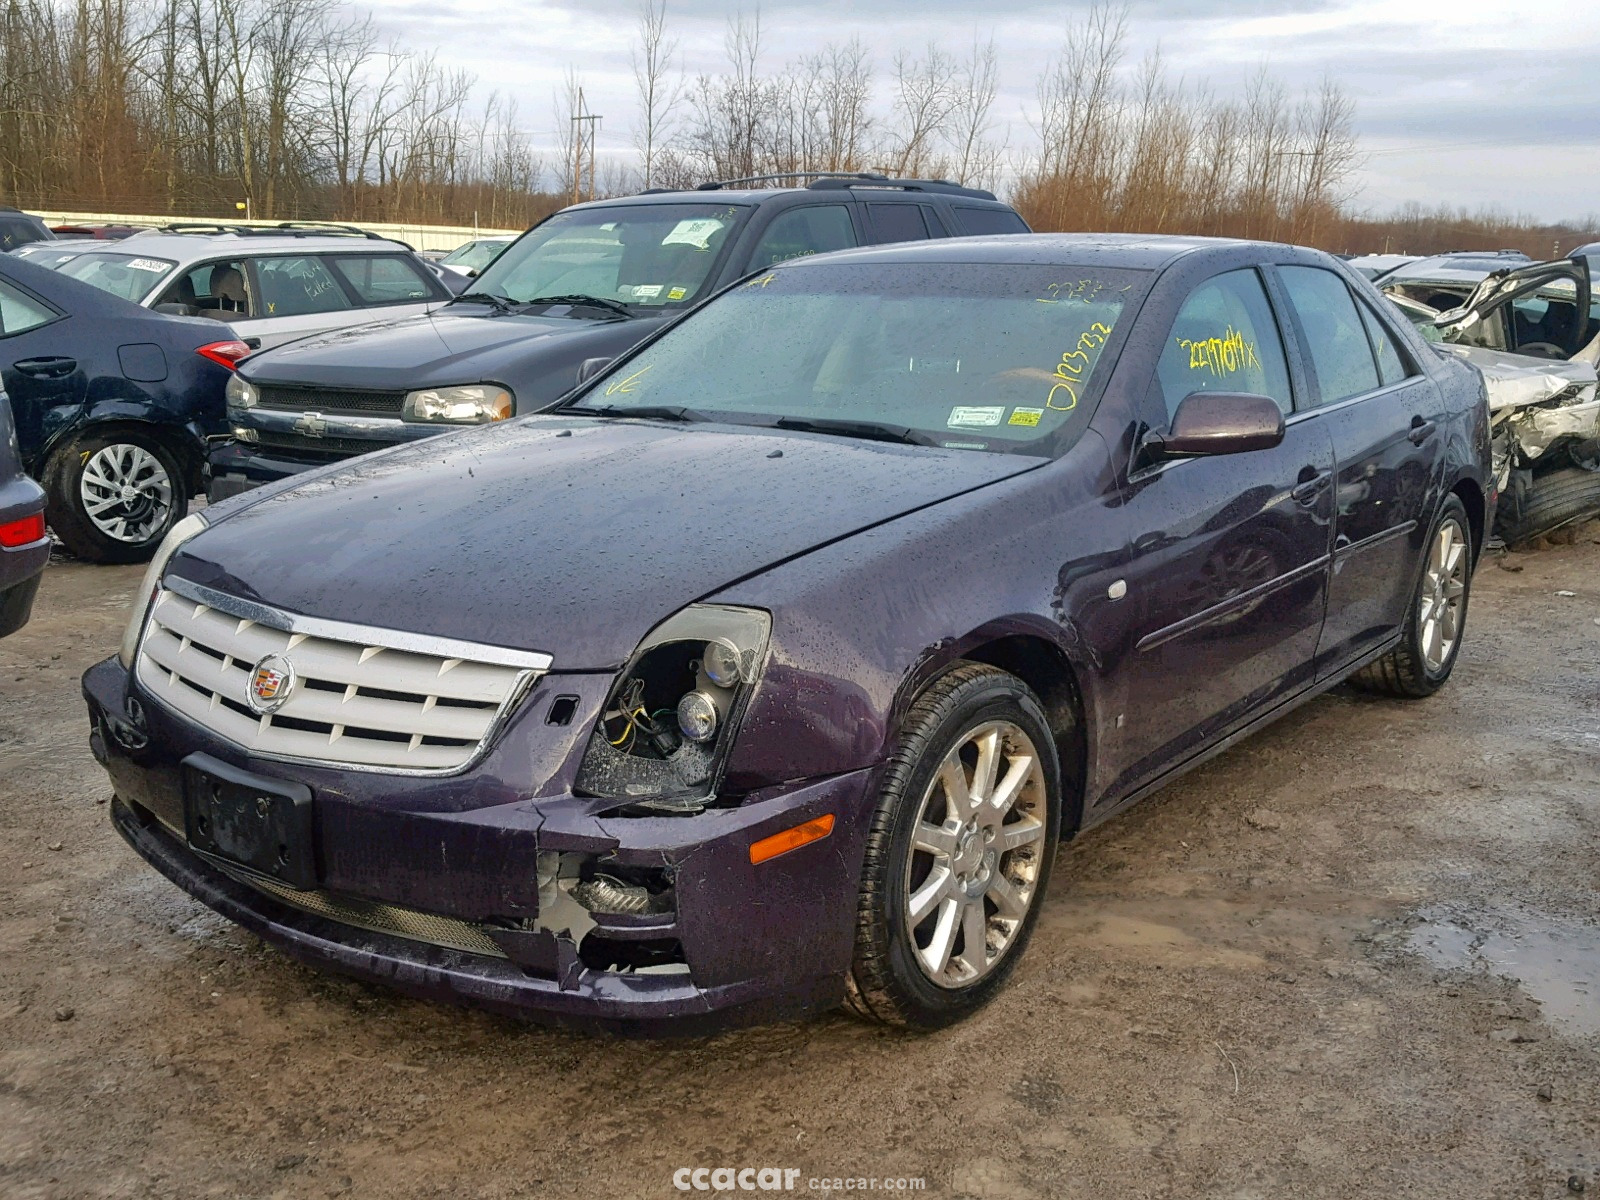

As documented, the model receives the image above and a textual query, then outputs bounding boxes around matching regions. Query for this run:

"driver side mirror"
[1148,391,1285,459]
[576,357,613,384]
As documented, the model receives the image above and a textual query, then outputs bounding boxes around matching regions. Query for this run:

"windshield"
[57,252,175,301]
[565,262,1149,454]
[472,203,749,309]
[443,239,509,271]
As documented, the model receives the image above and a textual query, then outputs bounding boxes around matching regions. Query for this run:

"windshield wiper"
[772,415,931,446]
[517,294,635,318]
[449,291,516,313]
[572,403,703,422]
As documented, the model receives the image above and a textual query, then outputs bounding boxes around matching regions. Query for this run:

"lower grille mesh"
[216,861,508,958]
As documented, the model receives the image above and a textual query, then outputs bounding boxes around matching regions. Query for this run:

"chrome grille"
[135,580,550,772]
[215,861,508,958]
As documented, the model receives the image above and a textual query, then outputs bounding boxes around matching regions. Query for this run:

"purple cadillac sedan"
[83,234,1494,1032]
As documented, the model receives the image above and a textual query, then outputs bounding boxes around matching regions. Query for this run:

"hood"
[1437,344,1599,413]
[243,306,654,390]
[170,416,1045,669]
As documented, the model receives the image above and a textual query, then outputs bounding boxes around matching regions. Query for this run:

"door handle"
[1291,471,1332,506]
[13,356,77,379]
[1407,417,1437,445]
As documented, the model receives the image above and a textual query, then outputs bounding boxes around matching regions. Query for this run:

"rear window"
[57,252,175,301]
[953,207,1029,236]
[330,254,433,305]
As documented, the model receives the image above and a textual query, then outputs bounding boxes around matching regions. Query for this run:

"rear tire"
[845,662,1061,1029]
[44,429,187,564]
[1351,494,1472,699]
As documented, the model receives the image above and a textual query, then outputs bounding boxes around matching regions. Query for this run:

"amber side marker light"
[749,814,836,865]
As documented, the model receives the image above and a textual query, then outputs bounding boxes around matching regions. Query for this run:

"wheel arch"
[896,623,1091,839]
[1449,475,1485,567]
[42,413,207,496]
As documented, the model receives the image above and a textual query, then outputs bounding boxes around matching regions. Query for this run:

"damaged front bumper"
[84,657,877,1033]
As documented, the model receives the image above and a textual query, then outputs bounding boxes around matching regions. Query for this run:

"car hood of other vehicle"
[247,307,659,390]
[170,416,1047,669]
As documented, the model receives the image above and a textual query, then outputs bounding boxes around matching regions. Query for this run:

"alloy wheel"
[1419,516,1468,673]
[79,444,174,544]
[903,720,1048,988]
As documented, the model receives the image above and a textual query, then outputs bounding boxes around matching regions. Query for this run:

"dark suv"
[0,207,56,253]
[209,174,1029,498]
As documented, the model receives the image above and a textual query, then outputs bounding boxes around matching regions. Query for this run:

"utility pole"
[570,90,603,205]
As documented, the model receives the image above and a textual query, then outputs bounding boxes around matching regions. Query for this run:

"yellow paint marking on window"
[1177,326,1260,377]
[604,364,655,396]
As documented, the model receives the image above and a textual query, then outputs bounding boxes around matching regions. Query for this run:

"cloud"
[362,0,1600,220]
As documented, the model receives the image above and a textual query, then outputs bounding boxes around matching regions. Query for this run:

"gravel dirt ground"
[2,533,1598,1200]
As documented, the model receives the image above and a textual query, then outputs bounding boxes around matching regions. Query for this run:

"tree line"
[0,0,1592,254]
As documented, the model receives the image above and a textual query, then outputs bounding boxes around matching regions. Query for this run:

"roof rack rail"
[695,171,891,191]
[155,220,395,241]
[805,176,998,201]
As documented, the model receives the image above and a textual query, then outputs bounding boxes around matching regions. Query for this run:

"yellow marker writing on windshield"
[604,364,654,396]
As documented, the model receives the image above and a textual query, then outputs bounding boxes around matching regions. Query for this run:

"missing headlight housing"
[574,605,770,812]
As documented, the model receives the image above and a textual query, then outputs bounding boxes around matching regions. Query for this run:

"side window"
[330,254,433,305]
[953,207,1029,236]
[746,206,857,270]
[867,203,930,245]
[1155,268,1294,421]
[252,256,353,317]
[1357,301,1412,386]
[1279,265,1380,405]
[0,278,58,336]
[159,260,252,320]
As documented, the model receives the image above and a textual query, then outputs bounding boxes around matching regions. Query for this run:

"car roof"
[61,230,416,266]
[769,232,1296,272]
[565,178,1014,214]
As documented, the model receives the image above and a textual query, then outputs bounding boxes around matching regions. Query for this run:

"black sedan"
[0,254,247,562]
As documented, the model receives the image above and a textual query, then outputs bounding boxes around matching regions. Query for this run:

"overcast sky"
[366,0,1599,221]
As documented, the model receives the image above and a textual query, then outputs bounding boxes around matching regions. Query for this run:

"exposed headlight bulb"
[700,638,744,688]
[677,690,721,744]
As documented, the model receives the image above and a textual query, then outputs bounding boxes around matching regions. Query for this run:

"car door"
[237,254,366,350]
[865,202,936,246]
[1274,264,1447,674]
[0,272,84,467]
[738,204,862,273]
[1109,266,1335,793]
[1434,258,1591,359]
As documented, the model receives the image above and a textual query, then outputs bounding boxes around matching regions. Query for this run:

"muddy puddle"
[1409,906,1600,1036]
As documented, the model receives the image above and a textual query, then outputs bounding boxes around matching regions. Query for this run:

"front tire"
[44,430,187,564]
[846,663,1061,1029]
[1352,494,1472,698]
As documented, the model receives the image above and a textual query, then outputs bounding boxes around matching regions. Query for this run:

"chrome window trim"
[163,575,552,671]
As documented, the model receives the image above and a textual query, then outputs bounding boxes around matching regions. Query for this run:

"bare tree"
[632,0,680,188]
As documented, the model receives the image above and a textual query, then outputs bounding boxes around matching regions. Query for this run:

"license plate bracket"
[182,752,316,889]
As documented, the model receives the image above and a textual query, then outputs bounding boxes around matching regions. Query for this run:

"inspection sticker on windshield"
[948,406,1004,428]
[632,284,663,298]
[668,286,687,300]
[661,219,723,250]
[126,258,170,273]
[1008,407,1044,427]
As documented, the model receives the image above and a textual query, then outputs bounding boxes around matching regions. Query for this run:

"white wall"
[34,211,522,252]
